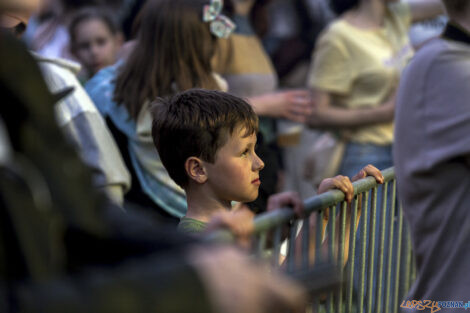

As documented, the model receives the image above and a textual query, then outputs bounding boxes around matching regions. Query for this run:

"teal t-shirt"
[177,217,208,235]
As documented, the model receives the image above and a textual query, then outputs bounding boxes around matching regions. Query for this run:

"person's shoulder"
[318,19,348,39]
[407,37,466,75]
[32,52,81,78]
[84,61,122,112]
[85,61,121,91]
[387,1,411,27]
[404,38,443,69]
[314,19,351,50]
[387,2,410,17]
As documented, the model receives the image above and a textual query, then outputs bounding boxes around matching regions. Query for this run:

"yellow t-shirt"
[308,2,413,145]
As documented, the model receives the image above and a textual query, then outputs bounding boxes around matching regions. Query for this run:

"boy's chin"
[238,193,258,204]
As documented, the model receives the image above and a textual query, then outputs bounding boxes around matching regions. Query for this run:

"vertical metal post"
[393,206,404,313]
[327,205,337,313]
[271,225,282,268]
[287,220,299,273]
[337,201,347,313]
[359,191,369,313]
[302,216,310,270]
[347,196,359,313]
[367,187,378,313]
[385,180,397,313]
[256,231,267,259]
[376,182,389,313]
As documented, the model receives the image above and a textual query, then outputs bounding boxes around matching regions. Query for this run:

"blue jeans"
[338,143,396,312]
[338,142,393,178]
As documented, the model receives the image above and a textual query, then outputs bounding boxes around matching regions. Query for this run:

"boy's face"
[204,125,264,204]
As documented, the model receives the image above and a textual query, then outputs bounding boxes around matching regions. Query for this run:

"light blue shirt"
[85,62,187,217]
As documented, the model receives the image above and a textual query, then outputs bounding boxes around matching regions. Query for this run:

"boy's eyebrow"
[245,137,257,148]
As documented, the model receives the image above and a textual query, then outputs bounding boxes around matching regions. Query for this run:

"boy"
[152,89,267,234]
[152,89,383,234]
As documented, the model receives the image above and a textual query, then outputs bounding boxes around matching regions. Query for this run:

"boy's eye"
[241,149,249,156]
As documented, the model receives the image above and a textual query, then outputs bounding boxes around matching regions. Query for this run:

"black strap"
[442,22,470,45]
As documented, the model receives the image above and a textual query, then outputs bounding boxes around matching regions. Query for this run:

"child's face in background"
[204,125,264,205]
[72,18,121,76]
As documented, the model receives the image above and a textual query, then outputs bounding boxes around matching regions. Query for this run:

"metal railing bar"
[328,205,337,313]
[256,231,267,258]
[367,187,378,313]
[376,182,389,313]
[385,179,397,313]
[302,216,310,270]
[315,211,324,265]
[393,206,404,313]
[359,191,369,313]
[337,201,347,313]
[271,225,282,268]
[288,220,299,273]
[347,196,359,313]
[206,168,395,241]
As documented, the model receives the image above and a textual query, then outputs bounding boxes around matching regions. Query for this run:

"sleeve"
[61,112,131,203]
[307,32,355,94]
[388,2,412,30]
[40,63,131,204]
[422,51,470,165]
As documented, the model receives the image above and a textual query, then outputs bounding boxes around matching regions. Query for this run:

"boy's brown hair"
[151,89,258,188]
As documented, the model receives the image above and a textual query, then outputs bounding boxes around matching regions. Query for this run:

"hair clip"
[203,0,236,38]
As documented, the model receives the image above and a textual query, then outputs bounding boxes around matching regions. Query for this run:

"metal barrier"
[210,167,416,313]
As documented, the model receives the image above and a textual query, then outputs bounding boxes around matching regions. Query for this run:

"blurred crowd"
[2,0,468,312]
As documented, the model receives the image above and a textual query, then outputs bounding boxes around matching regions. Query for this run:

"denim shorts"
[338,142,393,178]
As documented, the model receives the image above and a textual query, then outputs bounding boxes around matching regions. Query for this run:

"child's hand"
[206,208,255,249]
[351,164,384,184]
[317,175,354,203]
[267,191,304,218]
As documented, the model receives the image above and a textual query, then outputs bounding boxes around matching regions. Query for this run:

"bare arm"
[307,89,395,129]
[407,0,445,23]
[248,90,313,123]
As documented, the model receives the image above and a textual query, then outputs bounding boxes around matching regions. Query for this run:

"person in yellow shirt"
[306,0,444,311]
[307,0,443,178]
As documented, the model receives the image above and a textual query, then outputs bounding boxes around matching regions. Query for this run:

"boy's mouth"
[251,178,260,185]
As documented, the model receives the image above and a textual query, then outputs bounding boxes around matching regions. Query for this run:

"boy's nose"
[253,153,264,171]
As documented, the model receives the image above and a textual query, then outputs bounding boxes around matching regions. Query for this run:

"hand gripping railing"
[207,167,416,313]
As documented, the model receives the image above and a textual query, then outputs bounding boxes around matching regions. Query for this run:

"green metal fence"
[210,167,416,313]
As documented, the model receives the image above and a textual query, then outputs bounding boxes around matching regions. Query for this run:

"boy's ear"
[185,157,208,184]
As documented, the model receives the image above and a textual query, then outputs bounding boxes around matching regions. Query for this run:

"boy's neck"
[184,187,232,223]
